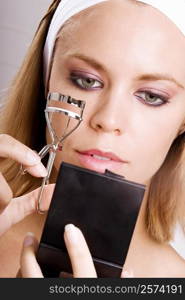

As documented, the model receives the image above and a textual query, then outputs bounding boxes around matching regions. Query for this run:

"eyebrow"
[67,53,106,71]
[67,53,184,89]
[135,74,184,89]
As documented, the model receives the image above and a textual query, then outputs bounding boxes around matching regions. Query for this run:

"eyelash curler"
[21,92,86,214]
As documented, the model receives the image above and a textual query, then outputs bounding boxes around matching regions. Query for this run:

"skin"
[0,0,185,277]
[48,0,185,185]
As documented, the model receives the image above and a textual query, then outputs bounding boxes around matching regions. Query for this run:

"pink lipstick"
[76,149,127,173]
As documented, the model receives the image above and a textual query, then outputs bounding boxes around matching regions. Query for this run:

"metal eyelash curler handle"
[37,92,86,214]
[20,92,86,214]
[37,144,58,214]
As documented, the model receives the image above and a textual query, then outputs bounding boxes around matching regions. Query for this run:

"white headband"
[43,0,185,89]
[43,0,107,89]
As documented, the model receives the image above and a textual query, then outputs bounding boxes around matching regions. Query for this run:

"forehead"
[55,0,185,81]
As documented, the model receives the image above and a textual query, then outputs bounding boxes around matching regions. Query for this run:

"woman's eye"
[135,91,169,106]
[70,74,103,90]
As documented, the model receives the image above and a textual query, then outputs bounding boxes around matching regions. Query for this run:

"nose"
[89,91,128,135]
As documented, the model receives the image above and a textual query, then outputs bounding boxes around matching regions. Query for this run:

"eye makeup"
[135,89,170,107]
[69,71,104,90]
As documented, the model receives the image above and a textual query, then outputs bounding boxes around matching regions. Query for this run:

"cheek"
[124,105,183,183]
[46,108,83,142]
[130,120,181,183]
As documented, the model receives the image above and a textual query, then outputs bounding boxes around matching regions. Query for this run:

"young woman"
[0,0,185,277]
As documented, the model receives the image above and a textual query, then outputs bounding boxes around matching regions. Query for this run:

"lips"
[76,149,127,173]
[78,149,124,162]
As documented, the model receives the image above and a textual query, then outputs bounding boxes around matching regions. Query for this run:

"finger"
[0,184,55,236]
[59,271,73,278]
[0,134,47,177]
[64,224,97,278]
[16,269,22,278]
[0,172,13,210]
[121,269,134,278]
[20,232,43,278]
[21,162,48,178]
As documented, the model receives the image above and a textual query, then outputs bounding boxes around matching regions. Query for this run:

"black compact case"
[36,162,146,277]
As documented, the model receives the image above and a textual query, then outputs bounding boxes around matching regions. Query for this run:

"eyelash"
[69,73,103,90]
[69,73,170,107]
[135,90,169,107]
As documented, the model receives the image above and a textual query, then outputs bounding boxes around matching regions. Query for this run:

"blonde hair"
[0,0,185,243]
[0,0,61,195]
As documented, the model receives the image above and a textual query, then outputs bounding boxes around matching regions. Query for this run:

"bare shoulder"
[125,238,185,277]
[166,245,185,277]
[152,243,185,277]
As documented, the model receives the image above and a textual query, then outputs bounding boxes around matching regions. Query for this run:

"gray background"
[0,0,51,103]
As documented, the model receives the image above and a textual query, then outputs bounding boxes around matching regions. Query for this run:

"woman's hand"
[20,224,97,278]
[0,134,54,236]
[19,224,133,278]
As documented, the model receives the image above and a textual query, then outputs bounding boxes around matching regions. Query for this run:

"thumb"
[20,232,43,278]
[121,269,134,278]
[0,184,55,236]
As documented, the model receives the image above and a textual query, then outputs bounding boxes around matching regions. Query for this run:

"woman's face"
[47,0,185,185]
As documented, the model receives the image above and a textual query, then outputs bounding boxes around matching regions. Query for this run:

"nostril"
[96,124,102,129]
[114,128,121,136]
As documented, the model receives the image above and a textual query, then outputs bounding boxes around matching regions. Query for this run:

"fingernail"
[34,163,48,177]
[23,232,34,247]
[122,270,134,278]
[65,224,78,244]
[59,271,73,278]
[27,151,40,164]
